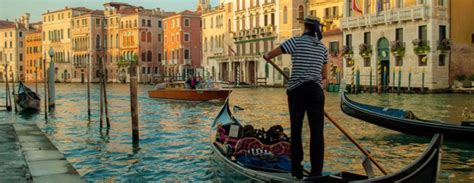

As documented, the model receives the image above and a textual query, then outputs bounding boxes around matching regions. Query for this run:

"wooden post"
[408,68,412,93]
[35,60,38,94]
[12,70,17,113]
[87,55,91,120]
[369,67,372,93]
[355,67,360,94]
[4,64,12,111]
[102,55,110,128]
[421,68,425,93]
[43,59,48,120]
[377,61,382,93]
[397,68,401,95]
[48,57,55,109]
[392,68,396,92]
[130,62,139,145]
[351,65,355,93]
[99,57,104,128]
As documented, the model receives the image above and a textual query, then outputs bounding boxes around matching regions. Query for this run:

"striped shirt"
[280,35,328,91]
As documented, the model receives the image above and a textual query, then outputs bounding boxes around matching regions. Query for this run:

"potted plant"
[413,39,431,55]
[342,45,354,60]
[391,40,405,57]
[437,38,451,53]
[359,43,372,58]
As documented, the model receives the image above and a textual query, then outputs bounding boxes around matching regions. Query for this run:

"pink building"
[163,10,202,79]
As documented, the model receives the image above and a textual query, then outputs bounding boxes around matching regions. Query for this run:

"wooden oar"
[263,57,388,175]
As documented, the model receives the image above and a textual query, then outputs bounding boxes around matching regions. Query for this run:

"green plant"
[412,39,431,55]
[455,74,467,81]
[468,75,474,81]
[359,43,372,58]
[391,40,406,57]
[118,54,138,68]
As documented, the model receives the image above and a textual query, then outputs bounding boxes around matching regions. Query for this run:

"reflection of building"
[342,0,450,90]
[42,7,92,83]
[203,0,306,86]
[24,23,44,82]
[0,14,31,82]
[449,0,474,84]
[308,0,344,84]
[163,10,202,80]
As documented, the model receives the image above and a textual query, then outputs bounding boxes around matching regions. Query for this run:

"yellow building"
[24,25,44,83]
[308,0,344,84]
[342,0,450,91]
[42,7,92,82]
[449,0,474,83]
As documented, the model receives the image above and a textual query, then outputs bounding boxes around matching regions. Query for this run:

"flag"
[352,0,363,14]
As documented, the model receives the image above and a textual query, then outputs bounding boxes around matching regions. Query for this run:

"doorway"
[377,37,390,91]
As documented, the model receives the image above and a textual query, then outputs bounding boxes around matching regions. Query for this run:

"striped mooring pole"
[397,68,401,95]
[408,68,412,93]
[421,68,425,93]
[351,65,355,93]
[377,61,382,93]
[369,67,372,93]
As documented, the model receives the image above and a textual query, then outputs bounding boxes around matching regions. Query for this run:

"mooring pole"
[369,67,373,93]
[392,68,395,92]
[48,56,55,110]
[408,68,412,93]
[4,64,12,111]
[35,60,38,94]
[43,59,48,120]
[130,62,139,145]
[102,56,110,128]
[397,68,401,95]
[12,70,17,113]
[355,67,360,94]
[99,57,104,128]
[421,68,425,93]
[87,54,91,120]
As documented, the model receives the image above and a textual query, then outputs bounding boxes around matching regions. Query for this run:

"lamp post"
[87,52,91,120]
[48,47,55,109]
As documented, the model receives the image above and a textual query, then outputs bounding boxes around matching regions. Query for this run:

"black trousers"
[287,82,325,176]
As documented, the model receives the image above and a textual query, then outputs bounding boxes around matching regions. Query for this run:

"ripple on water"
[1,84,472,181]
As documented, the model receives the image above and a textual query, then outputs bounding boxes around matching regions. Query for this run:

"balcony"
[342,5,432,30]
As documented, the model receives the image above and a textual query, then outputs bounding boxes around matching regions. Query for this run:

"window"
[283,6,288,24]
[439,54,445,66]
[147,20,151,27]
[96,19,100,27]
[418,55,427,66]
[271,13,275,25]
[363,58,370,67]
[348,0,353,16]
[184,33,190,42]
[158,20,162,28]
[147,51,152,62]
[142,67,146,74]
[96,35,100,49]
[141,32,146,42]
[364,32,371,44]
[19,32,22,37]
[310,10,317,16]
[19,41,23,48]
[396,28,403,42]
[439,25,446,40]
[158,53,162,62]
[395,57,403,66]
[142,19,146,26]
[142,52,146,61]
[19,54,23,61]
[147,32,152,42]
[298,5,304,19]
[438,0,445,6]
[419,25,428,42]
[264,14,268,26]
[184,49,190,60]
[158,34,162,42]
[472,34,474,44]
[346,34,352,47]
[329,41,339,55]
[184,18,190,27]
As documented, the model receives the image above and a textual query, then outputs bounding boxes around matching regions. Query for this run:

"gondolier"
[263,15,328,179]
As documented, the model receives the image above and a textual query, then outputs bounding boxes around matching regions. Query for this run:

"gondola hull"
[211,99,443,182]
[15,82,41,112]
[341,92,474,142]
[148,89,231,101]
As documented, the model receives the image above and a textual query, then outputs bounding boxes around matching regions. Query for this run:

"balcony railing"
[342,5,433,29]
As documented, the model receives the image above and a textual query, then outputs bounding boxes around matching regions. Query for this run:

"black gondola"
[14,82,41,112]
[341,92,474,142]
[211,99,443,182]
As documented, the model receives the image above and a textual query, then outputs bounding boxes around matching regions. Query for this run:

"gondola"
[341,92,474,142]
[210,99,443,182]
[14,82,41,112]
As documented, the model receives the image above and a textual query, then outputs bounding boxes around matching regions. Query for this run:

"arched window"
[283,6,288,24]
[298,5,304,19]
[96,35,100,49]
[110,35,113,48]
[116,34,119,48]
[141,52,146,61]
[104,35,107,48]
[147,51,152,61]
[211,36,214,50]
[147,32,152,42]
[141,32,146,42]
[204,37,208,51]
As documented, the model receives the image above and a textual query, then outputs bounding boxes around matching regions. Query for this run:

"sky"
[0,0,219,22]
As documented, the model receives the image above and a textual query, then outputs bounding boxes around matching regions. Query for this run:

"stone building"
[163,10,202,80]
[0,14,32,82]
[24,23,44,82]
[341,0,450,91]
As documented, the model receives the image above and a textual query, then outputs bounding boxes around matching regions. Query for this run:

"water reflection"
[0,84,472,182]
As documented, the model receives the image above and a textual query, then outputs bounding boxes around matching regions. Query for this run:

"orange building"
[163,10,202,80]
[24,24,43,82]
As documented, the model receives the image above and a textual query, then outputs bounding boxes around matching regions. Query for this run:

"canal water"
[0,83,473,182]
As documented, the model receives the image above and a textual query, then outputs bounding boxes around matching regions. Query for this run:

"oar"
[263,57,388,175]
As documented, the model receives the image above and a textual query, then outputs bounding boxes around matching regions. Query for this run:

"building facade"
[163,10,202,80]
[24,24,44,82]
[449,0,474,84]
[341,0,450,91]
[0,14,31,82]
[308,0,344,84]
